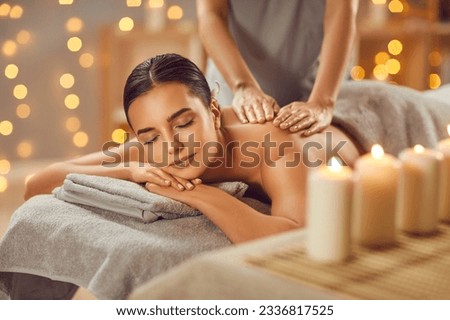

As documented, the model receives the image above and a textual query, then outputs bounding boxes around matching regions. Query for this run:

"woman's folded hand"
[126,161,201,191]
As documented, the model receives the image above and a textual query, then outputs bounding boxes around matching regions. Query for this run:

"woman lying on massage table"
[25,53,366,243]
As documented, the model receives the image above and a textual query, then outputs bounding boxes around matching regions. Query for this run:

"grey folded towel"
[53,173,248,222]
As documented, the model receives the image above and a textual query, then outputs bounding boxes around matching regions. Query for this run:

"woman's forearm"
[196,0,259,92]
[24,161,129,200]
[186,185,299,243]
[308,0,358,106]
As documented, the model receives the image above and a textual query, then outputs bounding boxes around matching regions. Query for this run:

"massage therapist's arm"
[196,0,279,123]
[274,0,358,135]
[24,139,196,200]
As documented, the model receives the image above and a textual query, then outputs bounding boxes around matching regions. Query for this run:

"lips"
[170,153,197,167]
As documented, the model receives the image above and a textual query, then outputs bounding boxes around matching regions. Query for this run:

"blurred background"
[1,0,450,235]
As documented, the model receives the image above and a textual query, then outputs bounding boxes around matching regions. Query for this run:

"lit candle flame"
[371,144,384,159]
[328,157,342,172]
[414,144,425,153]
[447,124,450,136]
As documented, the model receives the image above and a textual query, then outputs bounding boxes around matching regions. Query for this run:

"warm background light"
[350,65,365,81]
[375,51,390,65]
[4,64,19,79]
[0,3,11,16]
[16,104,31,119]
[371,0,386,4]
[9,5,23,19]
[67,37,82,52]
[0,176,8,193]
[414,145,425,153]
[16,30,31,44]
[64,94,80,109]
[0,160,11,175]
[119,17,134,31]
[428,51,442,67]
[79,53,94,68]
[371,144,385,159]
[148,0,164,8]
[127,0,142,7]
[167,5,183,20]
[59,0,74,5]
[0,121,14,136]
[60,73,75,89]
[66,17,83,33]
[429,73,441,89]
[386,58,401,75]
[65,117,81,132]
[17,141,33,158]
[387,39,403,56]
[373,64,389,80]
[13,84,28,100]
[2,40,18,56]
[73,131,89,148]
[388,0,404,13]
[111,128,127,144]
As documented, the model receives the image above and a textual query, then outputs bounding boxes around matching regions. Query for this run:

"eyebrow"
[136,107,192,136]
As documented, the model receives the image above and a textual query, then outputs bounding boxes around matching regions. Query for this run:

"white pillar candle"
[306,157,353,263]
[353,144,402,247]
[398,145,443,234]
[438,125,450,222]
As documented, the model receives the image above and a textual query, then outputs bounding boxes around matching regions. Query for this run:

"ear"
[210,98,222,130]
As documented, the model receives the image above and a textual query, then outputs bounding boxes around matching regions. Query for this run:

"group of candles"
[306,125,450,263]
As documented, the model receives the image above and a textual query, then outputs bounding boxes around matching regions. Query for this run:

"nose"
[166,133,184,155]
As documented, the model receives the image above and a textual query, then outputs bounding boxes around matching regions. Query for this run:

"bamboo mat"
[247,224,450,299]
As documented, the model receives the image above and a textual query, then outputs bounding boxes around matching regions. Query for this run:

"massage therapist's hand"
[273,100,334,136]
[232,85,280,124]
[126,161,201,191]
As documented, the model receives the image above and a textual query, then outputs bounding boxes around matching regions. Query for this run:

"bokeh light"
[350,66,365,81]
[59,0,74,5]
[0,159,11,175]
[66,17,83,33]
[0,121,13,136]
[167,5,183,20]
[16,103,31,119]
[4,64,19,79]
[60,73,75,89]
[65,117,81,132]
[112,128,128,144]
[64,94,80,109]
[386,58,401,74]
[127,0,142,7]
[0,3,11,16]
[2,40,18,56]
[149,0,164,8]
[9,5,23,19]
[374,51,390,65]
[388,39,403,56]
[388,0,404,13]
[16,30,31,44]
[67,37,82,52]
[79,53,94,68]
[13,84,28,100]
[428,51,442,67]
[0,176,8,193]
[429,73,441,89]
[373,64,389,80]
[17,141,33,158]
[119,17,134,32]
[73,131,89,148]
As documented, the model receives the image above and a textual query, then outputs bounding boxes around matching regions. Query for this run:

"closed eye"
[144,136,159,145]
[175,119,194,129]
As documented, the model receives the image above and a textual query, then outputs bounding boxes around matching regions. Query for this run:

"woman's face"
[127,82,220,179]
